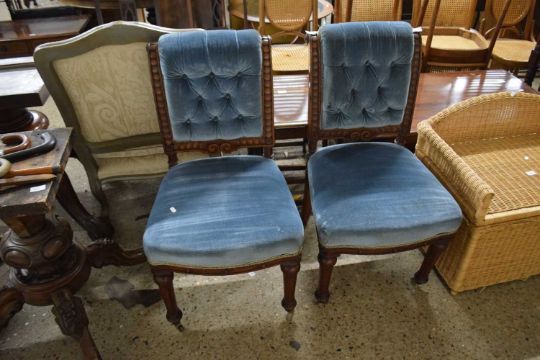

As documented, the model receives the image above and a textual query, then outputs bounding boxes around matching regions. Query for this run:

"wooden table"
[0,128,144,359]
[0,57,49,134]
[273,70,536,147]
[0,15,90,59]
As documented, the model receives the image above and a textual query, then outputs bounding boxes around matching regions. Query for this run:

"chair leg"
[280,259,301,312]
[152,268,183,328]
[414,237,450,284]
[314,249,338,303]
[301,177,312,226]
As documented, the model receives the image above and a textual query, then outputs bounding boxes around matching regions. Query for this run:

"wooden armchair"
[416,92,540,293]
[34,21,203,216]
[334,0,401,23]
[416,0,511,72]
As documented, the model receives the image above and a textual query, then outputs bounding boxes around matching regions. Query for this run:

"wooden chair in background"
[417,0,512,72]
[483,0,537,73]
[258,0,318,73]
[333,0,401,23]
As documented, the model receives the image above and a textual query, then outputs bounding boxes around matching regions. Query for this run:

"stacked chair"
[257,0,318,73]
[416,92,540,293]
[415,0,512,72]
[334,0,401,22]
[484,0,538,73]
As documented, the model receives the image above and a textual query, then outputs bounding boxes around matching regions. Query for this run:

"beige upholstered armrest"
[416,121,494,224]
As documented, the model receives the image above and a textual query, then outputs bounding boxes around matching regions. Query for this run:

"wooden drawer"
[0,41,30,59]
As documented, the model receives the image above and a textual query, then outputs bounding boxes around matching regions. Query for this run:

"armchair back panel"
[54,43,159,143]
[309,22,421,147]
[335,0,402,22]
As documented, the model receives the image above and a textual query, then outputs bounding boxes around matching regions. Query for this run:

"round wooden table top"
[229,0,333,23]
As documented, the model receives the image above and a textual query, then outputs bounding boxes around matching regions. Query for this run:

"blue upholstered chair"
[145,29,304,328]
[302,22,463,303]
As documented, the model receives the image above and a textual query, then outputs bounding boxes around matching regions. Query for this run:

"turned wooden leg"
[56,174,114,241]
[152,268,182,329]
[0,285,24,331]
[414,237,450,284]
[315,250,338,303]
[301,179,312,226]
[51,290,101,360]
[280,259,301,312]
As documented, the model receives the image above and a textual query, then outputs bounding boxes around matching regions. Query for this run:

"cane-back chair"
[258,0,318,73]
[302,22,463,303]
[416,0,511,72]
[34,21,203,216]
[334,0,402,23]
[483,0,537,72]
[145,29,304,328]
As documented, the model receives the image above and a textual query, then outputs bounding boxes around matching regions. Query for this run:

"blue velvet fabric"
[308,143,462,249]
[320,22,414,130]
[158,30,262,142]
[143,156,304,267]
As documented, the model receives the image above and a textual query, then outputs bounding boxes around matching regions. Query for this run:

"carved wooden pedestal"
[0,128,145,359]
[0,109,49,134]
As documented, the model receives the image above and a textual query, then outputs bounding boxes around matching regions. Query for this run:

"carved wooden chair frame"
[302,30,456,303]
[146,36,302,328]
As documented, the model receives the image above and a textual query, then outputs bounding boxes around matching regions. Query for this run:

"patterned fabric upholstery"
[319,22,414,130]
[143,156,304,267]
[308,143,462,248]
[54,42,160,143]
[158,30,263,142]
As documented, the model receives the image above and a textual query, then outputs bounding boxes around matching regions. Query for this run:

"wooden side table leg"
[52,289,101,360]
[56,174,114,241]
[0,284,24,331]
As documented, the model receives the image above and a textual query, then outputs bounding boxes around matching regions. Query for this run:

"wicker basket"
[416,92,540,293]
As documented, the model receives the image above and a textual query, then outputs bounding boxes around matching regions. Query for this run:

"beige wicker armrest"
[416,121,494,224]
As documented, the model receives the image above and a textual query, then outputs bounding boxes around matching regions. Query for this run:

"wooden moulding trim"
[150,254,301,275]
[147,36,275,163]
[320,233,456,256]
[307,30,422,150]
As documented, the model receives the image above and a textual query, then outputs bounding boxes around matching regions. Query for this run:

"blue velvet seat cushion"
[320,22,414,130]
[143,156,304,268]
[308,143,462,249]
[158,30,263,142]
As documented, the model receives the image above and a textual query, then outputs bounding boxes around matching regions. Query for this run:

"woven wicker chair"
[482,0,537,72]
[334,0,401,23]
[258,0,318,74]
[416,0,511,72]
[416,92,540,293]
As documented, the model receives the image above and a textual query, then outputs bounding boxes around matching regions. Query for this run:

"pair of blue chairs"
[143,22,462,329]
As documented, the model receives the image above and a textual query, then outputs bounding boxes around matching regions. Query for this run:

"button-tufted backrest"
[319,22,415,131]
[157,30,263,143]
